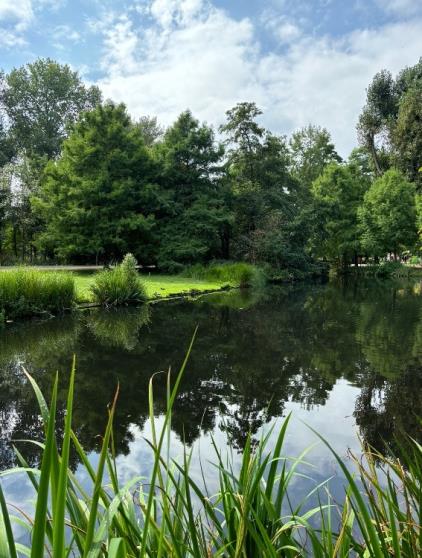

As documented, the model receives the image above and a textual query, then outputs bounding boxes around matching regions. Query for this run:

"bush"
[183,262,266,288]
[0,269,75,320]
[90,253,147,306]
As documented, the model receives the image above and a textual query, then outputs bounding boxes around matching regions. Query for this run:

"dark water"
[1,279,421,509]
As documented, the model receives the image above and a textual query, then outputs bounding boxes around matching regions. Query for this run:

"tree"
[0,110,15,167]
[357,59,422,181]
[311,162,366,268]
[33,103,159,263]
[358,169,417,258]
[220,102,310,270]
[357,69,397,176]
[393,87,422,191]
[152,110,231,270]
[0,58,101,159]
[135,116,164,147]
[289,125,341,189]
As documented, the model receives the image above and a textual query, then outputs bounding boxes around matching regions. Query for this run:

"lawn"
[74,272,229,302]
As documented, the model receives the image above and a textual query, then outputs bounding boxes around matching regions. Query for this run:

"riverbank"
[0,266,241,325]
[74,272,232,302]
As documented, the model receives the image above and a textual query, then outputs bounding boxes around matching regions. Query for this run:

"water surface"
[1,279,421,507]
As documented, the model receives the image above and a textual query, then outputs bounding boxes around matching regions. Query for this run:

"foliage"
[1,354,421,557]
[0,58,101,159]
[134,115,164,146]
[153,110,232,270]
[33,103,159,263]
[357,58,422,183]
[358,169,417,257]
[311,162,366,267]
[0,269,75,320]
[183,261,266,288]
[90,254,147,306]
[0,56,421,274]
[289,124,342,189]
[393,86,422,190]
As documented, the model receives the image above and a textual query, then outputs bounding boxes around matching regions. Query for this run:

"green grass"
[0,268,75,321]
[183,261,267,288]
[75,273,229,302]
[1,341,421,557]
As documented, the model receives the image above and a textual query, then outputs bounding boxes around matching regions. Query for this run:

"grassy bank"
[0,347,420,557]
[74,273,231,302]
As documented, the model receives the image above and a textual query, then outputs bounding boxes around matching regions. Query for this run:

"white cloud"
[376,0,422,16]
[96,0,422,156]
[0,0,33,29]
[261,9,302,43]
[53,24,81,43]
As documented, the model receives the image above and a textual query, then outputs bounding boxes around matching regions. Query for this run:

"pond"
[1,278,421,511]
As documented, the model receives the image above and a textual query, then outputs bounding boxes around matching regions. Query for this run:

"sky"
[0,0,421,156]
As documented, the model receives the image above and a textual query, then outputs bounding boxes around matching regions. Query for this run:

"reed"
[0,341,420,557]
[0,268,75,321]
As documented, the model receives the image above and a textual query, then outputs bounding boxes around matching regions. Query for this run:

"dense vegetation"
[0,58,421,273]
[0,269,75,321]
[1,358,421,557]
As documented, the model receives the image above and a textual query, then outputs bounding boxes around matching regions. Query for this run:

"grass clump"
[90,253,147,306]
[0,268,75,320]
[1,338,421,557]
[183,261,266,288]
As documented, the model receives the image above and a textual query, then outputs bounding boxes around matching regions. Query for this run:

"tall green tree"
[0,58,101,159]
[153,110,231,270]
[393,87,422,191]
[221,103,309,270]
[289,125,341,189]
[357,58,422,181]
[311,162,366,268]
[34,103,159,263]
[358,169,417,258]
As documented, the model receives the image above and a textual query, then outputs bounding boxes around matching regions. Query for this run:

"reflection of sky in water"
[0,280,421,526]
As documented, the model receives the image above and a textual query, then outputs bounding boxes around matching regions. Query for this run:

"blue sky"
[1,0,421,155]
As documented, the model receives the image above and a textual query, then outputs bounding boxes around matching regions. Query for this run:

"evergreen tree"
[311,163,366,268]
[153,110,231,270]
[34,103,159,263]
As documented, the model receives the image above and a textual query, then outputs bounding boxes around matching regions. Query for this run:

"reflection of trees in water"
[354,361,422,456]
[0,280,421,469]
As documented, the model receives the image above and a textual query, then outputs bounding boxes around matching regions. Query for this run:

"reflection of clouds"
[110,380,361,506]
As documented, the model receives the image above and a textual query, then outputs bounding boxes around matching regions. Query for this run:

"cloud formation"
[96,0,422,156]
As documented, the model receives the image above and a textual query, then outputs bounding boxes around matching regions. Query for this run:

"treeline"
[0,58,421,273]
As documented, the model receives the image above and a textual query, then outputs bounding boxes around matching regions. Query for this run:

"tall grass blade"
[30,374,58,558]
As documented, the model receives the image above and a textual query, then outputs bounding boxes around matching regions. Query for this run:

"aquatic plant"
[90,254,147,306]
[183,261,266,289]
[0,268,75,321]
[0,341,421,556]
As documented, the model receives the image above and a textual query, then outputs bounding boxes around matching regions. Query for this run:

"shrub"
[0,269,75,320]
[183,262,266,288]
[90,253,147,306]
